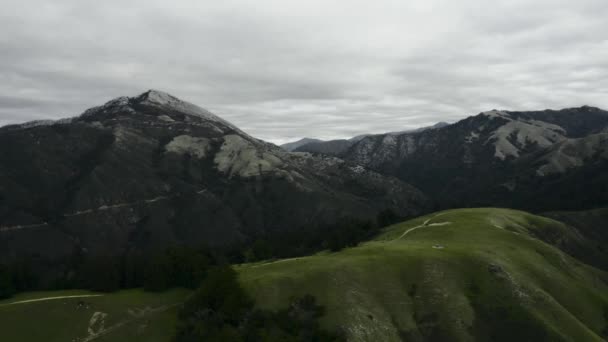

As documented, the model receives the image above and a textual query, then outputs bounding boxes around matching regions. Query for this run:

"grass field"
[1,208,607,341]
[0,288,189,342]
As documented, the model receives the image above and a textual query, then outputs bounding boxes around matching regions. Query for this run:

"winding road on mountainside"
[395,213,452,240]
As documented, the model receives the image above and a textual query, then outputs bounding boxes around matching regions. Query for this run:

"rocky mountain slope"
[285,122,449,156]
[294,138,354,155]
[341,106,608,211]
[0,90,430,268]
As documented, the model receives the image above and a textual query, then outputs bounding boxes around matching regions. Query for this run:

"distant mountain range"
[280,137,324,152]
[340,106,608,211]
[282,107,608,212]
[281,122,449,154]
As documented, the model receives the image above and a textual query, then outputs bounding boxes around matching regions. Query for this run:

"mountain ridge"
[340,106,608,211]
[284,121,450,155]
[0,90,430,285]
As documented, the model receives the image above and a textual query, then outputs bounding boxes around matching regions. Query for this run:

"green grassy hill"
[238,208,608,341]
[1,208,607,341]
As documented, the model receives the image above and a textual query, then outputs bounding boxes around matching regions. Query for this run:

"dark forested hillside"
[0,90,430,286]
[340,107,608,211]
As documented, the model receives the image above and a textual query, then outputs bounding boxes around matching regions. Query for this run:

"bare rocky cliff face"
[341,106,608,211]
[0,90,430,265]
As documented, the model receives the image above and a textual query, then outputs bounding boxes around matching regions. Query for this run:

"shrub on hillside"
[176,265,343,342]
[0,265,15,299]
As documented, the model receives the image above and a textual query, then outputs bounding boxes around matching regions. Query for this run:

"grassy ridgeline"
[238,208,608,341]
[1,208,607,341]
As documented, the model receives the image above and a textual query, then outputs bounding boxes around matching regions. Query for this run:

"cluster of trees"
[176,265,343,342]
[0,258,43,299]
[77,247,218,292]
[0,265,15,299]
[240,211,401,263]
[0,246,218,297]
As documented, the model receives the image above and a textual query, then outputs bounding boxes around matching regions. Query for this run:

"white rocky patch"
[537,133,608,175]
[89,121,104,128]
[214,135,284,177]
[105,96,130,107]
[486,118,567,160]
[158,115,175,122]
[381,134,397,147]
[465,131,480,143]
[349,165,365,174]
[81,96,135,118]
[165,135,210,158]
[88,312,108,336]
[142,90,242,133]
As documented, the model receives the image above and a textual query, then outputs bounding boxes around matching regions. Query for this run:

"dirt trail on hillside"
[0,189,208,232]
[0,294,104,306]
[249,257,301,268]
[81,303,181,342]
[395,214,452,240]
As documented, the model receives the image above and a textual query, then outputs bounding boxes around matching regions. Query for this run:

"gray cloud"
[1,0,607,143]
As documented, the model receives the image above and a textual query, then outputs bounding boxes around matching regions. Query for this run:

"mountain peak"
[77,90,243,134]
[137,89,183,106]
[578,105,602,112]
[480,109,510,119]
[134,90,240,128]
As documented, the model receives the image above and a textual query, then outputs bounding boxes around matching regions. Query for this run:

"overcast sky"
[1,0,607,143]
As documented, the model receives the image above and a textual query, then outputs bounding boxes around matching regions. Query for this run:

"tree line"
[0,209,402,298]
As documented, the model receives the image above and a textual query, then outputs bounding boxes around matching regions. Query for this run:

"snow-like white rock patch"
[349,165,365,174]
[80,96,135,118]
[165,135,210,158]
[141,90,241,133]
[465,131,479,143]
[381,134,397,147]
[158,115,175,122]
[486,118,567,160]
[214,135,284,177]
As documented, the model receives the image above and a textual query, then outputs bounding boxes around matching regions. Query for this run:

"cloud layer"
[1,0,607,143]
